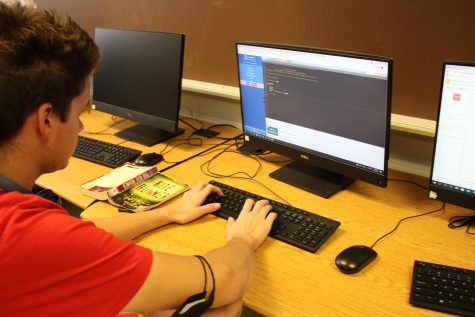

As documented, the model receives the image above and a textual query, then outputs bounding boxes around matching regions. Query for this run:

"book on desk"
[81,162,190,212]
[80,163,159,200]
[108,172,190,212]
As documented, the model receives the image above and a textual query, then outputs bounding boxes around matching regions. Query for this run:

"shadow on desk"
[241,306,263,317]
[63,200,84,218]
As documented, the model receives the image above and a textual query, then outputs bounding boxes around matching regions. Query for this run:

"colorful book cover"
[108,173,190,212]
[80,163,158,200]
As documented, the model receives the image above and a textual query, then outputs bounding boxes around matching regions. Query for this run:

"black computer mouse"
[335,245,377,274]
[134,153,163,166]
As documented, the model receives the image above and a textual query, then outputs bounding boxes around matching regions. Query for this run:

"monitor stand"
[238,144,264,155]
[269,161,354,199]
[115,124,184,146]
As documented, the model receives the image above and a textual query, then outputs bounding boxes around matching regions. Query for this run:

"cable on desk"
[201,145,262,179]
[207,123,238,130]
[369,202,446,249]
[157,135,237,173]
[203,124,241,141]
[180,118,239,140]
[179,117,204,132]
[199,139,292,206]
[448,215,475,235]
[163,120,241,161]
[160,135,203,156]
[388,179,475,235]
[159,132,231,164]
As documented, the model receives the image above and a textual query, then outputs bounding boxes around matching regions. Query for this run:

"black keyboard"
[73,135,142,168]
[203,180,340,253]
[410,260,475,316]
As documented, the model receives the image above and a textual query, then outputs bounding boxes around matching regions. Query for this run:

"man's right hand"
[225,199,277,251]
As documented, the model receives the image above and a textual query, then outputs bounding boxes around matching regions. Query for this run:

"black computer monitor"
[236,43,393,198]
[429,61,475,210]
[93,28,185,146]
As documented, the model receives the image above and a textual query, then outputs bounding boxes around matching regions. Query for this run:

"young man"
[0,3,277,316]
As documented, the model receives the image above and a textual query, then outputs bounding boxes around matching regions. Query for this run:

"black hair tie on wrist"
[171,255,215,317]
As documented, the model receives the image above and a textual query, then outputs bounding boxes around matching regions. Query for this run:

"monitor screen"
[93,28,185,146]
[236,43,392,198]
[429,62,475,210]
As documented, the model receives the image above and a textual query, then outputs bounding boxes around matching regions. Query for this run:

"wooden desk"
[36,110,239,208]
[81,147,475,316]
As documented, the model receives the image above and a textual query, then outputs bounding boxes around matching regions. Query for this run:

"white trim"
[182,79,240,101]
[390,114,436,137]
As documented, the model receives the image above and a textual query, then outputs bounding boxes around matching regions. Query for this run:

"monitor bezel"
[428,60,475,211]
[236,42,393,188]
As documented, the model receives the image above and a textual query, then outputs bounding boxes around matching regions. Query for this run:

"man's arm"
[88,182,223,240]
[123,199,277,315]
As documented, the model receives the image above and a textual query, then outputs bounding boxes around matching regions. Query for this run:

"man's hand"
[164,181,224,224]
[226,199,277,251]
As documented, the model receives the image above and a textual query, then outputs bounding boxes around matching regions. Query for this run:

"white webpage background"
[432,64,475,190]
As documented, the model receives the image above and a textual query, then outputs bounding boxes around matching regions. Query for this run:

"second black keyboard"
[203,180,341,253]
[74,135,142,168]
[410,260,475,316]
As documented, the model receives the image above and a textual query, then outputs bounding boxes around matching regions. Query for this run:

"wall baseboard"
[181,79,435,178]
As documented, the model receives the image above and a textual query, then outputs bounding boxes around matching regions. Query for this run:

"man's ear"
[36,103,55,141]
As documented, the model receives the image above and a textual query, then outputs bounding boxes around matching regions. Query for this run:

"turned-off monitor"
[93,28,184,146]
[237,43,392,198]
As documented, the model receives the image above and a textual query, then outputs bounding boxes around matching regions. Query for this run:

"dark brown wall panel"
[36,0,475,120]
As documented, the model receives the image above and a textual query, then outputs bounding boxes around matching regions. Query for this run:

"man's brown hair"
[0,2,99,144]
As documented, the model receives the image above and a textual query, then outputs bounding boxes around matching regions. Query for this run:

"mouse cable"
[369,202,445,249]
[387,179,475,235]
[448,214,475,235]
